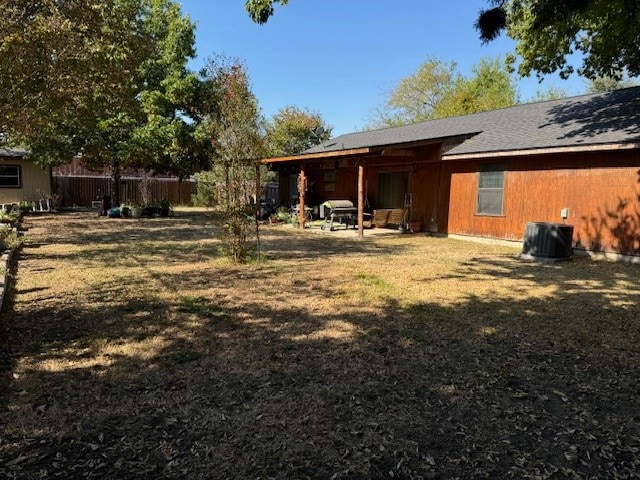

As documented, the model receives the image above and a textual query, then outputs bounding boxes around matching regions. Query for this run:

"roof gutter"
[260,137,455,165]
[261,140,640,165]
[443,142,640,160]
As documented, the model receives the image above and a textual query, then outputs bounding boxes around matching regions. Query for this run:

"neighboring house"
[263,87,640,258]
[0,148,52,204]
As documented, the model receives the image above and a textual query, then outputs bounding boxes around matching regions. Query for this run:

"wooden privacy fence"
[53,175,197,207]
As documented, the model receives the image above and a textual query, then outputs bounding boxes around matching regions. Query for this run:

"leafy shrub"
[275,207,293,223]
[0,226,25,250]
[0,211,20,226]
[191,171,218,207]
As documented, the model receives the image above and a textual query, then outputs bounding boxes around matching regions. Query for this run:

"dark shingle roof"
[305,86,640,157]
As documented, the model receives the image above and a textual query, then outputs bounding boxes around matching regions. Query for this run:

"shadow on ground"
[0,210,638,479]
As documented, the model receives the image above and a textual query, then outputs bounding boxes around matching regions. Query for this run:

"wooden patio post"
[357,161,364,240]
[298,164,306,229]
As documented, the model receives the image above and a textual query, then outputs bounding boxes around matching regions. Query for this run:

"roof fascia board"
[261,133,479,165]
[443,142,640,160]
[262,147,372,164]
[264,138,640,165]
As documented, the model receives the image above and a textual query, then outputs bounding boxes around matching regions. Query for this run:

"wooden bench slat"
[386,209,405,226]
[370,210,390,228]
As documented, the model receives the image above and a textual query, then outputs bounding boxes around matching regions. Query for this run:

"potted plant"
[120,205,131,218]
[107,206,121,218]
[0,226,9,251]
[18,201,32,215]
[0,226,23,251]
[0,211,20,229]
[130,204,144,218]
[138,171,154,217]
[158,198,171,217]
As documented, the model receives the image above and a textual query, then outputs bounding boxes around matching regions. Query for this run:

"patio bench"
[362,208,406,228]
[385,209,406,227]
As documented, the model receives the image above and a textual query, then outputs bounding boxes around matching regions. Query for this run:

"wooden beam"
[357,162,364,240]
[298,165,306,229]
[262,147,372,164]
[380,148,417,158]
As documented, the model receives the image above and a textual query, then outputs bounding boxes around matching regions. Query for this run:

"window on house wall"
[288,173,298,201]
[477,164,504,215]
[324,171,335,192]
[0,165,21,188]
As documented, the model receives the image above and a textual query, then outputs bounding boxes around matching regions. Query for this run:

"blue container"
[107,207,121,218]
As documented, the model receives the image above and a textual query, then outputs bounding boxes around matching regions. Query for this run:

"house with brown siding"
[263,87,640,259]
[0,148,52,205]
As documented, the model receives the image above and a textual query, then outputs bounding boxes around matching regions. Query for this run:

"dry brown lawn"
[1,209,639,479]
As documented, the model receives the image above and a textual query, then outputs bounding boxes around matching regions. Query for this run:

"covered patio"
[263,138,449,240]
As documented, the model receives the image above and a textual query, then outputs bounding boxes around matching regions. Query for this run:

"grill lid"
[322,200,354,209]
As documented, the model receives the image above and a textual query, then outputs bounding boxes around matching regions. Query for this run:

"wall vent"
[521,222,574,261]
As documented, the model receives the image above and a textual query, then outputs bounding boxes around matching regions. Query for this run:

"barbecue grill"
[320,200,358,231]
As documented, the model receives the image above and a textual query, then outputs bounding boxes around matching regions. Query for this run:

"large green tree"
[244,0,288,24]
[437,57,518,117]
[370,57,517,128]
[527,87,568,102]
[477,0,640,80]
[1,0,140,160]
[374,58,459,127]
[587,74,639,94]
[79,0,208,205]
[1,0,207,205]
[265,106,332,156]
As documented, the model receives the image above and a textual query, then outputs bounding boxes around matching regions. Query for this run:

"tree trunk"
[111,158,121,207]
[255,164,261,260]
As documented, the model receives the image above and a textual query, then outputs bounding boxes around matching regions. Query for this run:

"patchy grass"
[177,295,226,318]
[1,209,639,479]
[354,273,393,296]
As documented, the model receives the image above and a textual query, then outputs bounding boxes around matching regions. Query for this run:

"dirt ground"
[1,209,639,479]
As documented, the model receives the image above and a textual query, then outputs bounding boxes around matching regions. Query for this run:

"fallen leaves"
[1,211,639,479]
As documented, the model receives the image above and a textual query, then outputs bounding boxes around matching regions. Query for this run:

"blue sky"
[179,0,588,136]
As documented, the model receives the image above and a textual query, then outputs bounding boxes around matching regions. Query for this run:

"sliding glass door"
[377,171,408,208]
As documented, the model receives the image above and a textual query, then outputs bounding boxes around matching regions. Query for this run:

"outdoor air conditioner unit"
[521,222,574,261]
